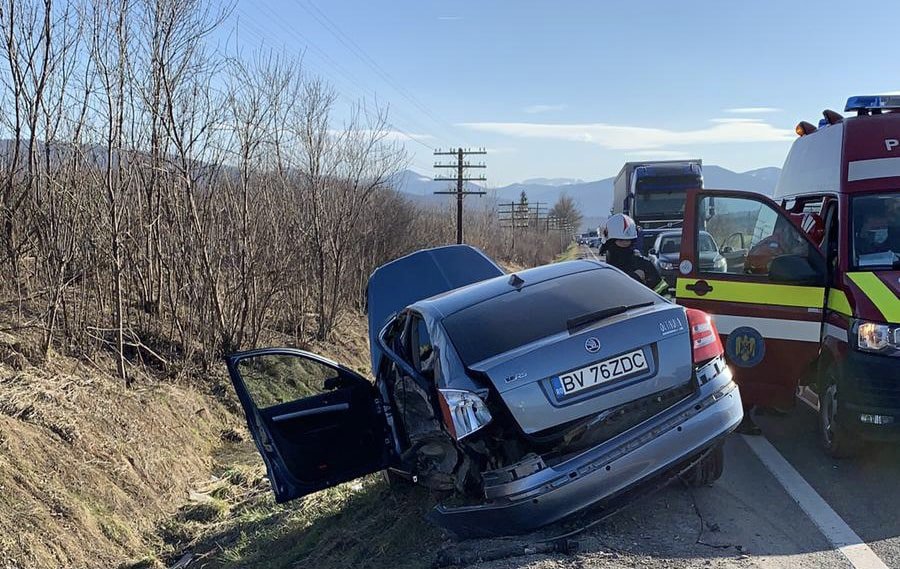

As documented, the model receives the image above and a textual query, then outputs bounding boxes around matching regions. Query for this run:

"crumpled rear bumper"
[428,368,743,538]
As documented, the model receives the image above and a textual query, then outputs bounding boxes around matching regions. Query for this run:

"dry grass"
[0,342,236,569]
[554,243,580,263]
[149,440,445,569]
[0,309,395,569]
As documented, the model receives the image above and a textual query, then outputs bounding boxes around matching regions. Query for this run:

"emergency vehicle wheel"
[684,443,724,487]
[819,368,861,459]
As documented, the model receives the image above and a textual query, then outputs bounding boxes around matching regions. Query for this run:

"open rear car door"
[225,348,394,502]
[675,189,827,409]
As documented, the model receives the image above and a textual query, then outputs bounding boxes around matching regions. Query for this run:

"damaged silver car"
[225,245,743,538]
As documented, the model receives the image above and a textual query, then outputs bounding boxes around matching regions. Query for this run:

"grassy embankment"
[0,310,447,569]
[554,242,580,262]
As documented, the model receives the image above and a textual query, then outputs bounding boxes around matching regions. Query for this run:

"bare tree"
[549,192,583,231]
[0,0,564,386]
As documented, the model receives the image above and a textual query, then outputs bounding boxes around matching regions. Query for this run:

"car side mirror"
[721,246,733,254]
[648,248,657,256]
[769,254,824,285]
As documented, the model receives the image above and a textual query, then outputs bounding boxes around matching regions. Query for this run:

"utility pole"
[434,147,486,244]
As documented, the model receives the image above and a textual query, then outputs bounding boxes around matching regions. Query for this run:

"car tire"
[684,443,724,487]
[819,366,861,459]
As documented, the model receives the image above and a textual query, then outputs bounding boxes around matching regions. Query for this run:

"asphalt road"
[468,245,899,568]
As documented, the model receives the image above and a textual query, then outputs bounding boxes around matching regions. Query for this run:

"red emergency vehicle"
[675,95,900,457]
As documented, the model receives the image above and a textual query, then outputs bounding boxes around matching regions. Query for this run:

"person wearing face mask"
[856,209,897,256]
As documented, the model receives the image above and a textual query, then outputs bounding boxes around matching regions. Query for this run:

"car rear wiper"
[567,301,655,332]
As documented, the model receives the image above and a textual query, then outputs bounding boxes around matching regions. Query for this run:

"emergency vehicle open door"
[676,189,827,408]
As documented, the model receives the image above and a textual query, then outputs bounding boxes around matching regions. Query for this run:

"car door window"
[701,195,811,277]
[411,315,436,381]
[382,313,408,358]
[226,349,391,501]
[237,353,341,409]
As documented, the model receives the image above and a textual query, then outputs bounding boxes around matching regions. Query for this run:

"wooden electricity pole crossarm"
[433,147,487,244]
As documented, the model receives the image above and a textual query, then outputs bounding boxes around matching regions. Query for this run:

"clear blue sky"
[221,0,900,186]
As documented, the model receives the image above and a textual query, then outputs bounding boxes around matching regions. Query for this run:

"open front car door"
[675,189,827,409]
[225,348,394,502]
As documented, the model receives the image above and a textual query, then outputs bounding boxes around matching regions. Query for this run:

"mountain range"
[395,165,781,230]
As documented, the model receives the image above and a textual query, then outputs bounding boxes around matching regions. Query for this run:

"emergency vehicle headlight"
[845,95,900,112]
[855,320,899,354]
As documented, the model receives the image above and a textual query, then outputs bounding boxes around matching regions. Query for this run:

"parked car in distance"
[650,230,727,289]
[225,245,743,538]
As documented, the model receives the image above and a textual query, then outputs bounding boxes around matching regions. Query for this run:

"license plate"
[553,350,648,397]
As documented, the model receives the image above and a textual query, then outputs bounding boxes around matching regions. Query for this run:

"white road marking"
[742,434,889,569]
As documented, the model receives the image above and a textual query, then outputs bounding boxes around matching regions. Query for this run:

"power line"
[294,0,462,143]
[244,5,437,150]
[233,4,439,151]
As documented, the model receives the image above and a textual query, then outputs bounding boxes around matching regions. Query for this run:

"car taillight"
[686,308,724,364]
[437,389,492,440]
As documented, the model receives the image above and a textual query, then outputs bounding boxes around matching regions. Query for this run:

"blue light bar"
[845,95,900,112]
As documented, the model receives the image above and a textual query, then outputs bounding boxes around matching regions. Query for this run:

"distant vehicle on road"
[588,237,602,248]
[675,95,900,458]
[612,160,704,254]
[579,230,599,246]
[650,230,726,289]
[226,245,742,537]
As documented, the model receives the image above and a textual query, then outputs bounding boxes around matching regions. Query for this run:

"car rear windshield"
[851,192,900,269]
[442,268,660,366]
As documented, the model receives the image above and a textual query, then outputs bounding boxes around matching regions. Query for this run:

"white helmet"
[606,213,638,240]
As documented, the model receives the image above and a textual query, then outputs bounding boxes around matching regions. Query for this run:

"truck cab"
[612,160,704,254]
[675,95,900,457]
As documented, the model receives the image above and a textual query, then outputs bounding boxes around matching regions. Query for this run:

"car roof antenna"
[508,274,525,289]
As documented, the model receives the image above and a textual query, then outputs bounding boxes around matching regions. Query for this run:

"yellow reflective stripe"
[676,278,824,308]
[848,272,900,322]
[827,289,853,317]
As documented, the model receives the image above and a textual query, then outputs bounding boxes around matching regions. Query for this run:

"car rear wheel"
[684,443,724,487]
[819,366,861,459]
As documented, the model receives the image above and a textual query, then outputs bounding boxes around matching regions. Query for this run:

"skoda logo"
[584,337,601,353]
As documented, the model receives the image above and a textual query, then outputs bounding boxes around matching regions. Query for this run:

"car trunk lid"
[470,303,693,434]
